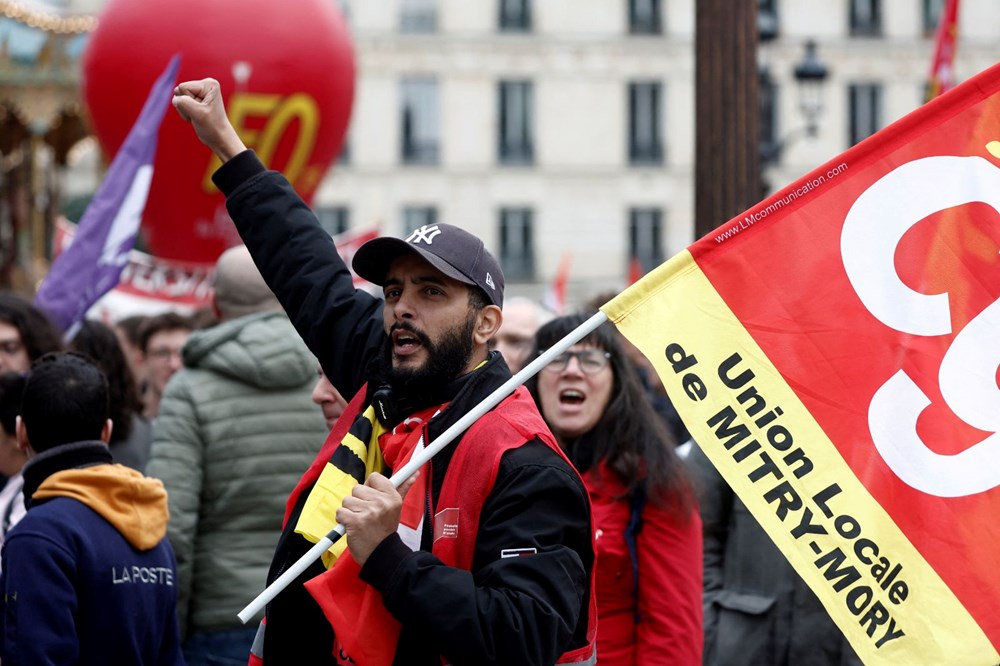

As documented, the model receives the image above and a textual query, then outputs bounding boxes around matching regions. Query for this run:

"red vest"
[304,386,597,666]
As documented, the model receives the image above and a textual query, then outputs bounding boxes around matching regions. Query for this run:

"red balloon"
[82,0,354,262]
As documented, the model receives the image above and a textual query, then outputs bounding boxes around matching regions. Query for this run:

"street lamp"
[794,40,829,137]
[760,39,830,164]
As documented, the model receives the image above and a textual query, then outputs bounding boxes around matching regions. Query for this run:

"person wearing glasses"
[146,246,328,665]
[527,313,703,666]
[70,320,154,472]
[137,312,193,419]
[0,294,64,495]
[0,294,63,375]
[0,352,183,665]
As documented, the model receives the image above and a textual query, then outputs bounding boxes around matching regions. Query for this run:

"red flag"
[602,63,1000,664]
[305,559,399,666]
[332,226,380,289]
[542,252,572,314]
[627,255,644,286]
[926,0,960,100]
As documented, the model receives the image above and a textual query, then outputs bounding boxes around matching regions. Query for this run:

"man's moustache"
[390,322,432,347]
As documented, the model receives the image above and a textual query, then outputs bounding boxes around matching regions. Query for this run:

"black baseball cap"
[352,223,505,308]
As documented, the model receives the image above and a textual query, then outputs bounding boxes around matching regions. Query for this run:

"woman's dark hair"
[0,293,64,361]
[70,320,141,442]
[114,314,148,349]
[0,372,26,437]
[527,312,693,514]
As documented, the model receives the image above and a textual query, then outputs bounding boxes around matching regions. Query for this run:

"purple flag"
[36,54,180,335]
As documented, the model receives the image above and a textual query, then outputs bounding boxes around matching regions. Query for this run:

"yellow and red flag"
[602,62,1000,665]
[926,0,960,100]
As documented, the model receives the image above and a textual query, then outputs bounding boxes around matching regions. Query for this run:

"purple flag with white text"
[35,54,180,335]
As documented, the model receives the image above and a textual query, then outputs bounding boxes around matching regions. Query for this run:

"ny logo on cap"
[406,224,442,245]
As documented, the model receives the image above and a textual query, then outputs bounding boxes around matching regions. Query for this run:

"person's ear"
[100,419,113,444]
[15,416,31,455]
[473,305,502,346]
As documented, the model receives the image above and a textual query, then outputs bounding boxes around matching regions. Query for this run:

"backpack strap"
[624,481,647,624]
[1,496,16,535]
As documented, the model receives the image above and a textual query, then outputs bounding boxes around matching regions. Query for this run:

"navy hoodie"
[0,441,183,665]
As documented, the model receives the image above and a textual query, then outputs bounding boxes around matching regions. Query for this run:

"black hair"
[0,293,64,361]
[20,352,109,452]
[526,312,693,514]
[0,372,25,437]
[138,312,193,353]
[70,320,141,443]
[468,286,490,312]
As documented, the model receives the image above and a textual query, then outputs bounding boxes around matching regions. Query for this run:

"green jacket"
[147,311,328,637]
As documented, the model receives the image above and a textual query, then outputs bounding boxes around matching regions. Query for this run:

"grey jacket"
[147,311,328,637]
[687,444,862,666]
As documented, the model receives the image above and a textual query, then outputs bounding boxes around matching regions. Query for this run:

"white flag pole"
[237,310,609,624]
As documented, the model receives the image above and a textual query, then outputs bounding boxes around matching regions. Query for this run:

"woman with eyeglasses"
[0,294,63,375]
[0,294,63,560]
[527,312,702,666]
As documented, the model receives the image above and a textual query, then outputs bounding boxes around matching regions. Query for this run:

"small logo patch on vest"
[500,547,538,558]
[434,507,460,542]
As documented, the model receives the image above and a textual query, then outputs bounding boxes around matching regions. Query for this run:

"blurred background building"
[1,0,998,307]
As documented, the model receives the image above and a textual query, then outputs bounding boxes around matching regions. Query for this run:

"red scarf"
[305,404,442,666]
[303,387,597,666]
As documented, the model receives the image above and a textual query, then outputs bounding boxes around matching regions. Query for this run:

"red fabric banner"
[926,0,960,100]
[604,62,1000,664]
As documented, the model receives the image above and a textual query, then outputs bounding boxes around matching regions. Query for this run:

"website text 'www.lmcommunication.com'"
[713,162,850,244]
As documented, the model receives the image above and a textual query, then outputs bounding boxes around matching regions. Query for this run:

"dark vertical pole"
[695,0,760,239]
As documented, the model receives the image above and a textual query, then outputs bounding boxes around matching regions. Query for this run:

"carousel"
[0,0,95,291]
[0,0,353,316]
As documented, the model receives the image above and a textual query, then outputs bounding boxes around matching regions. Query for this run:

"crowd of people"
[0,75,860,666]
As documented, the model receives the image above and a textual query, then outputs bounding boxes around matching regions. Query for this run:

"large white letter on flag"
[601,63,1000,665]
[35,54,180,335]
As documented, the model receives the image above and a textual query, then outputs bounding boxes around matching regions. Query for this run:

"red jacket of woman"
[586,466,703,666]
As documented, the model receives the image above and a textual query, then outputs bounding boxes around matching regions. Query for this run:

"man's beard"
[382,312,477,395]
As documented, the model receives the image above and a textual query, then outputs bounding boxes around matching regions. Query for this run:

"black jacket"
[214,152,594,666]
[687,444,862,666]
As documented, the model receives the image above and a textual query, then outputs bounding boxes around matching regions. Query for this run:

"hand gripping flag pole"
[237,310,608,624]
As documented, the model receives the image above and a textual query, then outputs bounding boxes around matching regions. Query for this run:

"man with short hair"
[0,352,182,665]
[147,246,328,665]
[174,78,596,666]
[139,311,193,418]
[491,296,553,373]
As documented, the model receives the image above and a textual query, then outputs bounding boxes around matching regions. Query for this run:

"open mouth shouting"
[559,388,587,408]
[541,379,609,441]
[538,345,614,441]
[390,324,430,361]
